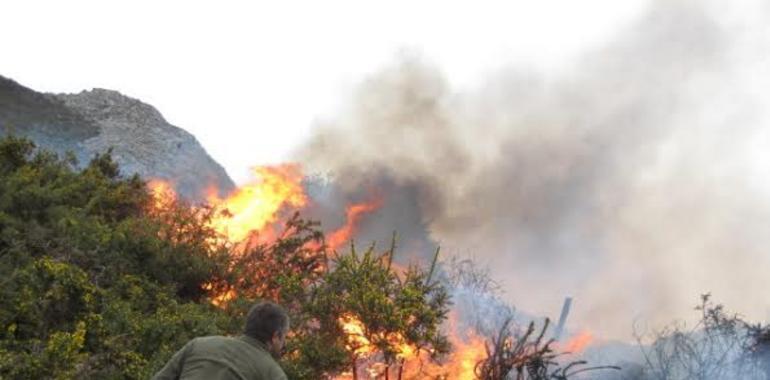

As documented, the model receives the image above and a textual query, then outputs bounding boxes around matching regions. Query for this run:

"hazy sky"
[2,0,652,183]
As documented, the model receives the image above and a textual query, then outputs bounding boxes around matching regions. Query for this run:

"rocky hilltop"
[0,76,234,199]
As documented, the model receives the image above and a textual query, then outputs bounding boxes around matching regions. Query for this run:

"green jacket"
[152,335,288,380]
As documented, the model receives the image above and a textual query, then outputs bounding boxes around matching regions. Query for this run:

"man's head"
[244,301,290,357]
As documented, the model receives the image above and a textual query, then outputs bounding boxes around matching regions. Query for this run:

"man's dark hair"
[244,302,290,343]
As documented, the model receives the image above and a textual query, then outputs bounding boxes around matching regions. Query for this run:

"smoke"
[296,0,770,339]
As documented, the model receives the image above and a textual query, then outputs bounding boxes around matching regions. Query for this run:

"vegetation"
[307,244,451,379]
[0,136,238,379]
[629,294,770,380]
[0,136,451,379]
[476,318,619,380]
[7,135,767,380]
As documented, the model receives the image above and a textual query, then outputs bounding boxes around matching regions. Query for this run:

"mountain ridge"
[0,75,234,199]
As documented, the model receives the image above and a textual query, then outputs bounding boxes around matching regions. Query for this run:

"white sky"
[4,0,651,183]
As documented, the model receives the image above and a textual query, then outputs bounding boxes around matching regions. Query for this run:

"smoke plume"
[296,0,770,339]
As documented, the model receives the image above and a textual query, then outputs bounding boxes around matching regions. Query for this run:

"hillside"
[0,76,234,199]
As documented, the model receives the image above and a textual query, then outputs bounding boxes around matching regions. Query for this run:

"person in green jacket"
[152,301,289,380]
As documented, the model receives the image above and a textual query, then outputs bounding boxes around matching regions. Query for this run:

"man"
[152,302,289,380]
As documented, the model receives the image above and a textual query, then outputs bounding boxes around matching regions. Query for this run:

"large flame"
[206,164,307,243]
[149,164,380,250]
[146,165,380,308]
[146,166,309,307]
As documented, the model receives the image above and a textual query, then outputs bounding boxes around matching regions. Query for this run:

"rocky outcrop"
[0,76,234,199]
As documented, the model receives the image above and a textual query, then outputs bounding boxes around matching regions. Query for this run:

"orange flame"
[145,165,381,309]
[340,314,376,356]
[145,165,309,307]
[421,312,487,380]
[448,333,487,380]
[147,178,177,209]
[338,314,416,360]
[334,311,488,380]
[326,197,383,251]
[206,164,307,243]
[147,165,378,254]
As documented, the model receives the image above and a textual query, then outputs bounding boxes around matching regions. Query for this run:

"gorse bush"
[0,136,237,379]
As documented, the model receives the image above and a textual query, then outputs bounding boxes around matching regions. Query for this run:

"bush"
[633,294,770,380]
[0,136,235,379]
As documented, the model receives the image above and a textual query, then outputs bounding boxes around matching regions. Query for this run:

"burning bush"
[289,243,452,379]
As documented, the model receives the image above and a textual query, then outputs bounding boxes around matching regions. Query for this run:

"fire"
[147,178,176,209]
[413,313,487,380]
[560,330,594,354]
[340,314,376,356]
[206,164,307,243]
[334,310,489,380]
[338,314,416,359]
[145,164,384,308]
[448,333,487,380]
[147,165,380,251]
[146,172,598,379]
[326,197,383,251]
[201,282,236,307]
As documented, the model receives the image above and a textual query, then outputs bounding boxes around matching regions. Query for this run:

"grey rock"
[0,75,234,200]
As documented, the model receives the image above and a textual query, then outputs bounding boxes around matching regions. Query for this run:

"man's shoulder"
[186,335,286,378]
[190,336,273,361]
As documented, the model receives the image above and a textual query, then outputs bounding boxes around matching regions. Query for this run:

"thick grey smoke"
[297,0,770,339]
